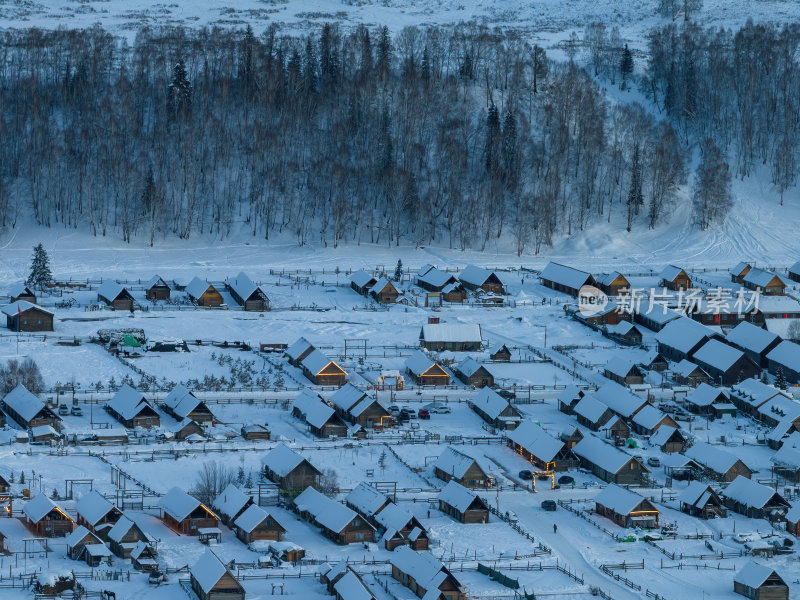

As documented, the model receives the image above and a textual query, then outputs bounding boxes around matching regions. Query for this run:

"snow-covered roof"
[460,265,501,288]
[146,275,169,289]
[436,480,483,513]
[731,262,751,276]
[334,570,374,600]
[604,357,637,380]
[594,484,653,515]
[286,337,314,362]
[673,359,706,378]
[234,504,284,534]
[371,277,395,295]
[129,540,153,561]
[226,272,267,303]
[65,525,96,549]
[743,267,783,289]
[389,547,454,595]
[24,494,65,523]
[686,383,728,408]
[350,395,386,419]
[294,487,363,533]
[539,262,593,290]
[597,271,628,288]
[421,323,482,343]
[106,384,156,421]
[1,300,52,316]
[3,384,47,422]
[107,514,152,544]
[731,379,789,408]
[76,491,116,527]
[213,484,251,520]
[191,550,234,594]
[693,339,748,372]
[375,502,417,533]
[291,388,337,429]
[771,434,800,470]
[659,265,687,282]
[633,301,682,326]
[434,447,481,479]
[469,387,512,421]
[631,405,670,431]
[8,282,34,298]
[300,349,340,376]
[417,266,455,289]
[350,270,377,289]
[685,442,747,476]
[96,280,126,302]
[649,425,684,447]
[734,561,783,589]
[786,502,800,523]
[726,322,780,355]
[766,340,800,372]
[262,443,314,477]
[186,277,217,300]
[677,481,718,507]
[456,357,487,378]
[508,421,565,462]
[723,476,784,509]
[330,384,368,413]
[606,321,640,336]
[159,487,213,522]
[30,425,58,438]
[655,317,713,354]
[757,394,800,423]
[573,435,642,474]
[162,384,203,419]
[346,482,390,518]
[556,385,584,405]
[593,381,647,418]
[404,351,441,377]
[574,395,612,424]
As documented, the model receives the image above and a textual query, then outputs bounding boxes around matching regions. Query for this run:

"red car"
[418,408,430,419]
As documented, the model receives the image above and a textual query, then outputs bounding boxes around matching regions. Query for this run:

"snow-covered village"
[2,0,800,599]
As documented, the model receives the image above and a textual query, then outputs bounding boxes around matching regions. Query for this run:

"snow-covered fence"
[557,500,620,541]
[599,563,642,590]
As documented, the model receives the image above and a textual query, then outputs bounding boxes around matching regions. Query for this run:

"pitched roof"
[539,262,593,290]
[213,484,251,520]
[191,550,238,594]
[673,359,707,378]
[594,484,655,515]
[417,266,455,289]
[350,270,377,289]
[146,275,169,289]
[345,482,390,518]
[371,277,395,295]
[574,395,612,424]
[8,282,34,298]
[389,547,456,595]
[656,317,713,354]
[726,322,780,355]
[693,339,749,372]
[633,301,682,326]
[106,385,157,421]
[421,323,482,343]
[186,277,217,300]
[159,487,214,522]
[456,357,489,378]
[76,491,116,527]
[330,384,368,412]
[459,265,501,288]
[262,443,316,477]
[286,337,314,361]
[162,384,203,419]
[436,480,485,513]
[434,447,482,479]
[649,425,684,447]
[766,340,800,372]
[631,405,670,431]
[225,272,267,304]
[573,435,644,474]
[597,271,629,288]
[1,300,52,317]
[301,349,342,376]
[65,525,97,549]
[556,384,584,405]
[3,384,48,422]
[604,356,638,380]
[24,494,66,523]
[659,265,687,282]
[678,481,718,507]
[771,434,800,470]
[734,561,784,589]
[731,262,751,277]
[723,475,787,509]
[375,502,418,533]
[234,504,284,534]
[731,379,790,408]
[507,421,565,462]
[405,351,446,378]
[743,267,783,289]
[606,321,640,336]
[294,487,365,533]
[685,442,748,476]
[593,381,647,418]
[469,387,513,421]
[107,514,151,544]
[686,383,728,408]
[334,570,374,600]
[291,389,337,429]
[96,281,127,302]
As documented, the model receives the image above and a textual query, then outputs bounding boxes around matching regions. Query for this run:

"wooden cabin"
[539,262,595,296]
[330,384,391,429]
[723,476,790,520]
[659,265,692,291]
[734,562,788,600]
[390,546,466,600]
[656,317,714,363]
[437,481,489,523]
[573,396,615,431]
[460,265,505,294]
[300,349,347,386]
[375,503,429,551]
[286,337,315,368]
[785,505,800,537]
[433,447,490,488]
[557,385,586,415]
[262,443,321,494]
[190,550,246,600]
[159,487,220,535]
[743,268,785,296]
[171,419,204,441]
[9,283,36,304]
[692,339,760,386]
[105,385,160,429]
[454,357,494,388]
[241,424,270,440]
[678,482,726,519]
[594,485,659,529]
[572,435,649,485]
[649,426,687,453]
[130,541,158,572]
[225,272,270,311]
[24,494,74,537]
[672,360,711,387]
[145,276,171,301]
[107,515,154,559]
[731,262,752,284]
[631,405,679,436]
[162,384,215,426]
[468,387,521,430]
[416,265,457,293]
[2,384,58,430]
[489,343,512,362]
[350,270,377,296]
[2,301,54,332]
[234,505,285,544]
[685,442,753,482]
[599,416,631,443]
[97,281,135,311]
[597,271,631,297]
[212,484,254,528]
[605,321,643,346]
[370,277,400,304]
[766,340,800,384]
[685,383,730,415]
[405,353,450,386]
[76,491,122,538]
[441,281,468,303]
[726,322,781,368]
[291,389,348,438]
[186,277,224,307]
[65,526,110,566]
[508,421,579,471]
[633,302,681,333]
[579,302,632,327]
[603,357,644,385]
[420,323,482,351]
[294,487,376,544]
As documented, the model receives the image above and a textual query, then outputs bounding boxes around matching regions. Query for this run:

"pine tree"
[245,472,253,488]
[421,45,430,85]
[303,37,317,95]
[19,471,24,484]
[502,108,518,188]
[776,367,787,390]
[394,260,403,281]
[484,103,501,176]
[237,466,245,485]
[620,44,633,90]
[27,243,53,289]
[168,59,192,117]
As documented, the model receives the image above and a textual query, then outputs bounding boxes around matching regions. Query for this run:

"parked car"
[396,411,410,423]
[71,406,83,416]
[647,457,661,468]
[58,404,69,416]
[388,405,400,415]
[402,408,418,420]
[418,408,430,419]
[518,469,533,480]
[557,475,575,485]
[430,405,451,414]
[497,389,516,400]
[634,455,644,462]
[541,500,557,511]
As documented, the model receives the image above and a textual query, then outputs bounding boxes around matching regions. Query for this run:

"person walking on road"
[553,523,558,534]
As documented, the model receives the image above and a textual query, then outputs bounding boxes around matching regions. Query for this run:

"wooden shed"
[722,476,790,520]
[603,357,644,385]
[594,485,659,529]
[350,270,377,296]
[539,262,595,297]
[24,494,74,537]
[145,276,171,301]
[433,447,490,488]
[415,265,457,293]
[9,283,36,304]
[692,339,760,386]
[459,265,505,294]
[390,547,466,600]
[743,268,786,296]
[437,481,489,523]
[677,482,726,519]
[105,385,160,429]
[370,277,400,304]
[330,384,391,429]
[190,550,245,600]
[76,491,122,538]
[97,281,135,311]
[734,562,788,600]
[597,271,631,297]
[489,343,512,362]
[659,265,692,291]
[685,442,753,482]
[186,277,224,307]
[159,487,219,535]
[107,515,155,559]
[225,272,269,311]
[162,384,215,426]
[2,301,54,332]
[262,443,321,494]
[453,357,494,388]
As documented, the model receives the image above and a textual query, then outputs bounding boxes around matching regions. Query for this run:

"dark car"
[418,408,431,419]
[557,475,574,485]
[518,470,533,480]
[396,411,410,423]
[541,500,557,511]
[497,389,516,400]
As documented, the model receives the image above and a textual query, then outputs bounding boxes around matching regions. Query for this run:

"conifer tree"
[27,243,53,289]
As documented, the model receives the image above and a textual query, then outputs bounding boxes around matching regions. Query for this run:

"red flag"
[17,305,21,317]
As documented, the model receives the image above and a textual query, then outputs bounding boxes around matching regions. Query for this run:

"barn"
[433,447,490,488]
[572,435,649,485]
[468,387,521,430]
[453,357,494,388]
[733,562,788,600]
[286,337,315,367]
[405,352,450,386]
[370,277,400,304]
[437,481,489,524]
[692,339,760,386]
[145,276,171,301]
[659,265,692,291]
[97,281,135,311]
[2,384,58,430]
[677,482,726,518]
[186,277,224,307]
[725,322,781,368]
[291,389,348,438]
[459,265,505,294]
[420,323,482,351]
[293,486,376,544]
[105,385,160,429]
[190,550,245,600]
[162,384,215,425]
[743,268,786,296]
[225,272,269,311]
[2,301,54,332]
[508,420,579,471]
[262,443,321,494]
[594,485,659,529]
[539,262,595,296]
[23,494,74,537]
